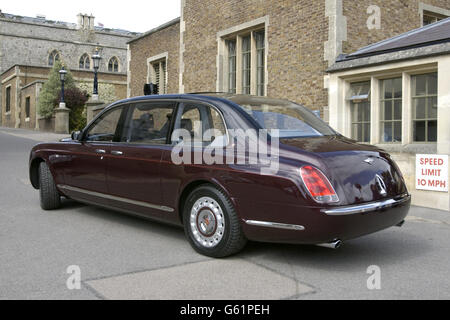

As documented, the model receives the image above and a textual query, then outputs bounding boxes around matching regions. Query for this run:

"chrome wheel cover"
[190,196,225,248]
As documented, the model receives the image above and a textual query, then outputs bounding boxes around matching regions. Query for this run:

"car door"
[105,100,178,221]
[160,101,229,216]
[62,104,128,205]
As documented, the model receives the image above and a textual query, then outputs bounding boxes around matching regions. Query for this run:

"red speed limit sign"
[416,154,449,192]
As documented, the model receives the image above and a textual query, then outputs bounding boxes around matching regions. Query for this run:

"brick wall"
[183,0,329,112]
[343,0,450,54]
[128,22,180,97]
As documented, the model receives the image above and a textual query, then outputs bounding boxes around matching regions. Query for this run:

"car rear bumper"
[321,194,411,216]
[240,194,411,245]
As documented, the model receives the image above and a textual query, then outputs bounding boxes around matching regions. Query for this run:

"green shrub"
[37,61,75,119]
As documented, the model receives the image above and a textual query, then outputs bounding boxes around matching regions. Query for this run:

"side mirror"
[71,131,82,141]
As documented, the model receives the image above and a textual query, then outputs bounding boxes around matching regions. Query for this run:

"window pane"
[363,123,370,142]
[414,121,426,142]
[227,40,236,94]
[394,100,402,120]
[242,36,251,94]
[6,87,11,112]
[256,31,265,96]
[393,78,402,98]
[384,79,392,99]
[428,73,438,95]
[394,122,402,143]
[86,107,124,142]
[352,124,360,141]
[428,120,437,142]
[384,101,393,121]
[362,102,371,122]
[428,97,438,119]
[414,98,426,119]
[161,61,166,94]
[25,97,31,118]
[128,103,175,144]
[153,63,160,93]
[175,104,227,146]
[414,75,427,96]
[382,122,392,142]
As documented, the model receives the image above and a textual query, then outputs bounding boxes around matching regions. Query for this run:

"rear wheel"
[183,185,247,258]
[38,162,61,210]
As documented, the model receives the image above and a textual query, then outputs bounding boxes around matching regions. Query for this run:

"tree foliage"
[37,60,76,119]
[53,87,89,131]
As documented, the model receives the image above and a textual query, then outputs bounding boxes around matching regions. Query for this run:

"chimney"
[89,14,95,30]
[77,13,95,30]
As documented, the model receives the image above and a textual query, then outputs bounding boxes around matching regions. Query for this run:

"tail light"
[300,166,339,203]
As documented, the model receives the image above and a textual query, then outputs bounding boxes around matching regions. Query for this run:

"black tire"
[38,162,61,210]
[183,184,247,258]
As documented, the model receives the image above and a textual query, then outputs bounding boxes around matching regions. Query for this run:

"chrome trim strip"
[245,220,305,231]
[323,194,411,216]
[58,185,174,213]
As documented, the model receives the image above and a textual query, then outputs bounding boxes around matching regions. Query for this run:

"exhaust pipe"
[316,239,342,249]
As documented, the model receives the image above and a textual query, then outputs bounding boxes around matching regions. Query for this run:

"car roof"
[108,93,294,110]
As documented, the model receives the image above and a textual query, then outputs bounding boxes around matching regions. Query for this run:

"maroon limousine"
[29,94,411,257]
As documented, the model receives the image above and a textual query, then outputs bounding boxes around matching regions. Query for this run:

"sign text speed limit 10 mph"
[416,154,449,192]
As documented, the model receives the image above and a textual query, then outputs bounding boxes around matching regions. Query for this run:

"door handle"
[111,150,123,156]
[95,149,106,154]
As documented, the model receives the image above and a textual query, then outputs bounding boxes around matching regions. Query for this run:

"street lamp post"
[92,49,101,99]
[55,66,70,134]
[59,67,67,105]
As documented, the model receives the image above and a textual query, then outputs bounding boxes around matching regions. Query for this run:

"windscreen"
[229,96,337,138]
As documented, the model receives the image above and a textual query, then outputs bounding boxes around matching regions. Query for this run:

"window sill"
[375,143,437,154]
[25,117,30,122]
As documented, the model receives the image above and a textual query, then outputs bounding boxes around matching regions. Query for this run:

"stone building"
[127,0,450,118]
[127,18,180,97]
[0,11,139,128]
[327,18,450,211]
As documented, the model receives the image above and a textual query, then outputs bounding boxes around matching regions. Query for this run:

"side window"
[172,103,227,147]
[126,102,176,144]
[85,106,126,142]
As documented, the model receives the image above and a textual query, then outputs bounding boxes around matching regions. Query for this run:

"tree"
[37,60,76,119]
[53,87,89,131]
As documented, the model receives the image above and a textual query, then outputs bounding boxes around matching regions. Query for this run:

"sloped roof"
[0,12,139,37]
[328,18,450,72]
[127,17,180,44]
[347,18,450,60]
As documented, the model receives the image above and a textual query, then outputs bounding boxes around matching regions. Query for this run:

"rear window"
[229,96,336,138]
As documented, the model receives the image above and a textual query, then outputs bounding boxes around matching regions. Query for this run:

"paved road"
[1,127,449,300]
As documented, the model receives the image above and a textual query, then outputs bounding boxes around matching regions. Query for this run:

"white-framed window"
[349,81,371,143]
[423,11,447,25]
[48,50,60,66]
[217,17,268,96]
[380,78,402,143]
[79,53,91,69]
[412,73,438,142]
[147,53,168,95]
[108,57,119,72]
[420,3,450,26]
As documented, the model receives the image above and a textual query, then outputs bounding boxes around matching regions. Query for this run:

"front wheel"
[38,162,61,210]
[183,185,247,258]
